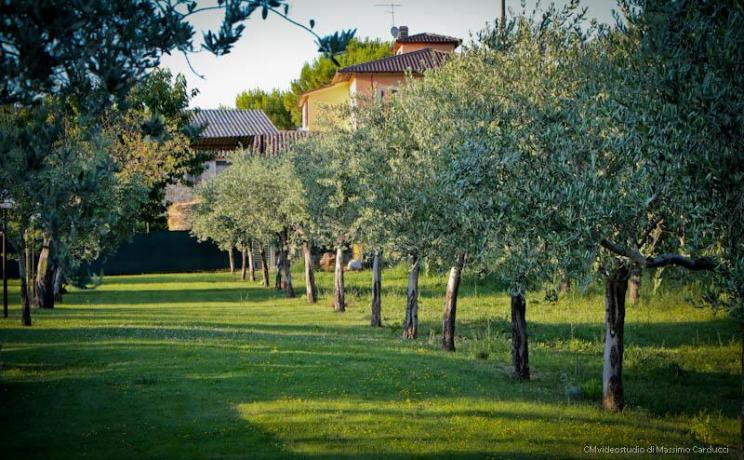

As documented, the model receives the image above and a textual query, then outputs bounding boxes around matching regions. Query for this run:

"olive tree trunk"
[275,240,284,291]
[334,246,345,312]
[240,247,248,281]
[560,276,571,294]
[302,241,317,303]
[442,253,465,352]
[25,243,33,301]
[281,230,295,298]
[247,241,256,282]
[511,293,529,380]
[628,267,641,305]
[34,235,55,309]
[17,245,31,326]
[228,247,235,274]
[603,267,629,412]
[402,255,420,339]
[260,248,270,287]
[740,321,743,450]
[370,249,382,327]
[53,267,64,302]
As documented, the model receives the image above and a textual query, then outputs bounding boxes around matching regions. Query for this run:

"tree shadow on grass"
[96,271,237,285]
[1,315,737,421]
[416,316,739,350]
[60,285,288,305]
[1,273,739,457]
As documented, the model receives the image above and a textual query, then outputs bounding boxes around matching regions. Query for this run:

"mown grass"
[0,265,739,459]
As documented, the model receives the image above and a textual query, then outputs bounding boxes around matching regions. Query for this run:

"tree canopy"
[235,88,295,130]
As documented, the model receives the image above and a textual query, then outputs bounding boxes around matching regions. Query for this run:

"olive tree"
[349,99,429,334]
[457,4,594,379]
[289,117,365,312]
[495,2,723,411]
[190,178,253,278]
[613,0,743,436]
[355,57,509,351]
[208,153,309,299]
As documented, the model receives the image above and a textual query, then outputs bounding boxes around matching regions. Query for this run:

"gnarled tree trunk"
[370,249,382,327]
[228,247,235,274]
[603,267,629,412]
[442,253,465,352]
[240,247,248,281]
[511,293,529,380]
[402,255,420,339]
[260,248,270,287]
[18,245,31,326]
[628,267,641,305]
[34,234,55,309]
[334,246,345,312]
[740,321,743,450]
[302,241,317,303]
[247,242,256,282]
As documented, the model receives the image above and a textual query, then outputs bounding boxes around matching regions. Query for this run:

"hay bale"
[319,252,336,272]
[167,201,195,231]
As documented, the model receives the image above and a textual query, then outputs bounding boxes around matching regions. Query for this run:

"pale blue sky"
[161,0,617,109]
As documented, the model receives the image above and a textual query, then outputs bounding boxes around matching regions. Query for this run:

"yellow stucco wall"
[351,73,408,97]
[303,82,351,131]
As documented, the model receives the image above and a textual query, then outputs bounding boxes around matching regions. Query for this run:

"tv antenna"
[375,3,403,28]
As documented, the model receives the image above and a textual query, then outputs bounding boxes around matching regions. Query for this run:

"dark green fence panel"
[88,231,234,275]
[2,239,19,278]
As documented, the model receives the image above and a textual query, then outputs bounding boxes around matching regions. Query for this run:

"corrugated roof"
[192,109,278,138]
[395,32,462,44]
[336,48,451,76]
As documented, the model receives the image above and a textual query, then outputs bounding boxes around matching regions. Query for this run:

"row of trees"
[0,0,354,324]
[192,0,744,438]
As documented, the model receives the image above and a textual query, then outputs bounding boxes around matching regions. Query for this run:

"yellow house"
[298,27,461,131]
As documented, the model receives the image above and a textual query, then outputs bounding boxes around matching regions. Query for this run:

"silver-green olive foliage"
[617,0,743,315]
[480,0,726,289]
[190,177,246,252]
[352,63,500,270]
[353,24,582,277]
[289,120,366,249]
[220,153,308,247]
[191,152,308,251]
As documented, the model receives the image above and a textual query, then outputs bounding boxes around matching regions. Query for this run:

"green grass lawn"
[0,266,739,459]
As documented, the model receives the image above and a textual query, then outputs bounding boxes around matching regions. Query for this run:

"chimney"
[398,26,408,38]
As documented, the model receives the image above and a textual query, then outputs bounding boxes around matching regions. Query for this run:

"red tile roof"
[336,48,451,76]
[395,32,462,44]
